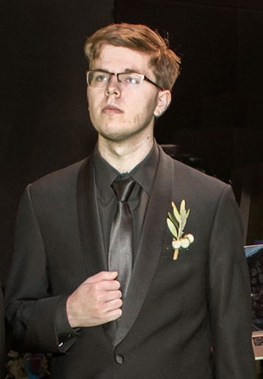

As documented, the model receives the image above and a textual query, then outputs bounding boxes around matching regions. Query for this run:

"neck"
[98,135,154,173]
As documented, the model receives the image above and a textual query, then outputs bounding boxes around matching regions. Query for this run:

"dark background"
[1,0,263,285]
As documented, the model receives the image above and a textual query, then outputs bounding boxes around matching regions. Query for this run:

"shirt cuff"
[55,295,80,351]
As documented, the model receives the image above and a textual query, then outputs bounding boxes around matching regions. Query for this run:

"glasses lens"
[118,73,143,86]
[87,71,110,87]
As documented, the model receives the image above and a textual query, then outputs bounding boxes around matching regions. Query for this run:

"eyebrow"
[91,68,143,74]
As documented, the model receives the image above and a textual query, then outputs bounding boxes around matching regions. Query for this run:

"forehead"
[90,44,152,72]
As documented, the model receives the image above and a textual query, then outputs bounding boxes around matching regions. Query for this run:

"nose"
[105,74,121,97]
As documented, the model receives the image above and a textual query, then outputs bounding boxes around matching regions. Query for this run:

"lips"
[102,105,123,114]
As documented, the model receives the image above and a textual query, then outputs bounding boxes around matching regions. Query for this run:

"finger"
[94,286,122,305]
[107,298,123,310]
[90,296,122,323]
[85,277,121,293]
[104,289,122,303]
[104,299,123,319]
[85,271,118,284]
[106,308,123,322]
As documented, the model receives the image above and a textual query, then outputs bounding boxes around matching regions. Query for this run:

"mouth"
[102,105,123,114]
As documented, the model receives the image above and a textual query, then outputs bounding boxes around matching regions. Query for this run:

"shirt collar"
[129,140,159,194]
[94,140,159,203]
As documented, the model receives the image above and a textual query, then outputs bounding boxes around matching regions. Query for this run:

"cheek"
[135,98,157,120]
[87,95,100,118]
[87,89,101,108]
[126,109,154,129]
[127,115,140,125]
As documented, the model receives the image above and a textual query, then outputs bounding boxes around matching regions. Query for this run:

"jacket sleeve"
[5,186,78,353]
[208,185,255,378]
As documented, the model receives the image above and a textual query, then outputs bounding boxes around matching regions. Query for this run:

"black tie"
[108,177,135,298]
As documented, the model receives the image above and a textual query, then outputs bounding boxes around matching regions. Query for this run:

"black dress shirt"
[94,140,160,265]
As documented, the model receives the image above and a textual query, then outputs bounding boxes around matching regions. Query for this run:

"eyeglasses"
[86,69,163,91]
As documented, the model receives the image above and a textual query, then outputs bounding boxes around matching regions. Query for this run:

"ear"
[154,90,172,117]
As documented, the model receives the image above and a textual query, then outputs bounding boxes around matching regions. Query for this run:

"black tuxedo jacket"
[5,145,255,378]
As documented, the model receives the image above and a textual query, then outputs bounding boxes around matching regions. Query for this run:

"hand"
[66,271,122,328]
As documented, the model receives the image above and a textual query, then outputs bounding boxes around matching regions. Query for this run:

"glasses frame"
[86,69,164,91]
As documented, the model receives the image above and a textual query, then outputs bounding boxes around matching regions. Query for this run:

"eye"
[93,72,108,83]
[122,74,141,85]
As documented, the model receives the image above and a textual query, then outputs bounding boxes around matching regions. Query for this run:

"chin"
[97,124,133,142]
[101,132,131,143]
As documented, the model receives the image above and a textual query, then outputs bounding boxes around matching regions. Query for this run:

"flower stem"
[173,249,179,260]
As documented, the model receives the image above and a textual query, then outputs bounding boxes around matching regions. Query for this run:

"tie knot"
[112,177,135,202]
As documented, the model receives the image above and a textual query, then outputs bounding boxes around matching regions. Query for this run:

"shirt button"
[115,354,124,364]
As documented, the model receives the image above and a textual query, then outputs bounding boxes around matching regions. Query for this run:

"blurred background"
[1,0,263,286]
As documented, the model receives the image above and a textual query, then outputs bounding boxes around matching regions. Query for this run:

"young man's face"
[87,44,171,145]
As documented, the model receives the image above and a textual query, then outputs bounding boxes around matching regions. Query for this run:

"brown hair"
[84,23,181,91]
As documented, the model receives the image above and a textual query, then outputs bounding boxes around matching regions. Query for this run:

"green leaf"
[172,202,181,223]
[166,218,178,238]
[167,211,179,228]
[180,199,186,214]
[179,202,190,233]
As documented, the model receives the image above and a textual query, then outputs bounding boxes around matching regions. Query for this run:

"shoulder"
[159,146,227,189]
[158,145,234,208]
[27,157,90,196]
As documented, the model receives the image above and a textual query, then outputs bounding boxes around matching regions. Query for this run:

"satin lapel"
[77,156,107,275]
[113,148,175,346]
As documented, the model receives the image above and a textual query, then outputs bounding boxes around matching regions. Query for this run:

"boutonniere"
[166,200,194,260]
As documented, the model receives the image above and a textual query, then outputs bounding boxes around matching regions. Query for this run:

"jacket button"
[115,354,124,364]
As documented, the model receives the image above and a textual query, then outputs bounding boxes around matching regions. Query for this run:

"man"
[5,23,255,378]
